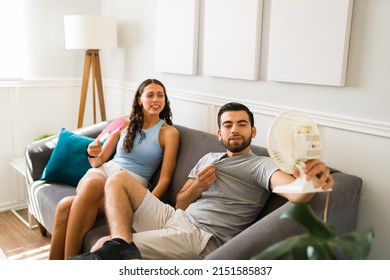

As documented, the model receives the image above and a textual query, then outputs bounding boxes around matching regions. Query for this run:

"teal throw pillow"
[40,128,94,186]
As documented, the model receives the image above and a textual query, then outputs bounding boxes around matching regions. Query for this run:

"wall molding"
[3,78,389,138]
[104,80,390,139]
[0,78,80,88]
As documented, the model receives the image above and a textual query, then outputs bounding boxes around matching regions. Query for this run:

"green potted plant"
[35,133,55,141]
[252,203,374,260]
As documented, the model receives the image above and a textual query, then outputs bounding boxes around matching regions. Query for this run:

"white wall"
[103,0,390,259]
[0,0,389,259]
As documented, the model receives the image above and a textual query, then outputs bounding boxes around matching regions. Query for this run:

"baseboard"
[0,247,7,260]
[0,201,27,213]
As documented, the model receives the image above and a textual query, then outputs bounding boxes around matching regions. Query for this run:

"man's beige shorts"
[132,191,218,259]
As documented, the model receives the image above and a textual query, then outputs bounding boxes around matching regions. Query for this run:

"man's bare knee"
[105,170,147,210]
[106,170,143,192]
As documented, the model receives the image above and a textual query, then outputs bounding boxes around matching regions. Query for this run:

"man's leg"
[68,170,147,260]
[104,169,147,243]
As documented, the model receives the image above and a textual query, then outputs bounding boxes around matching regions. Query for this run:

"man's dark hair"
[217,102,254,128]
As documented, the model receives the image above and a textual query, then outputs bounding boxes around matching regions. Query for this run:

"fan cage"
[267,110,321,174]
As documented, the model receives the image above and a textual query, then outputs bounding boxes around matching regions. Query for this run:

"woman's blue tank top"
[111,119,165,181]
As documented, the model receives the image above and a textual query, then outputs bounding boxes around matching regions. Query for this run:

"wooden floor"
[0,209,50,260]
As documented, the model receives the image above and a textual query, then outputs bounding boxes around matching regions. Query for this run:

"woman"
[49,79,179,259]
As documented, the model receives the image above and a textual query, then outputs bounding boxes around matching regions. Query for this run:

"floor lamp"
[64,15,117,128]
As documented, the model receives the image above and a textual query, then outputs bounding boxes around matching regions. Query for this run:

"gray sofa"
[25,120,363,259]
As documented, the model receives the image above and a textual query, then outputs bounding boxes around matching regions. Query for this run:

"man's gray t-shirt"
[185,151,279,246]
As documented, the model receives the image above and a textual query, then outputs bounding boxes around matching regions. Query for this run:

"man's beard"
[220,135,252,153]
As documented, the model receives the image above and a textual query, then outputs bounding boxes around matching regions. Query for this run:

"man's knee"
[105,170,148,210]
[106,170,142,192]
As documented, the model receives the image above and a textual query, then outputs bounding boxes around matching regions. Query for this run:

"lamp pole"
[78,49,106,128]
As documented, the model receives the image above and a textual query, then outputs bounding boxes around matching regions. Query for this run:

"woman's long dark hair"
[122,79,173,153]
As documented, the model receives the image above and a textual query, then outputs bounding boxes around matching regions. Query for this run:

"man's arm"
[270,159,334,203]
[175,164,216,210]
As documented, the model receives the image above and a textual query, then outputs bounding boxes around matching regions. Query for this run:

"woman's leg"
[63,172,106,258]
[49,196,75,260]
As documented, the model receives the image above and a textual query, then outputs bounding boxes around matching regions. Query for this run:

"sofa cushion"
[29,181,76,233]
[40,128,94,187]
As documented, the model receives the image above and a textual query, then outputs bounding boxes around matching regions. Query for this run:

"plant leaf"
[253,235,338,260]
[281,203,335,238]
[252,236,303,260]
[331,229,374,259]
[252,204,374,260]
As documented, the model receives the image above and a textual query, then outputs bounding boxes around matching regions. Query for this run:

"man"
[70,102,333,260]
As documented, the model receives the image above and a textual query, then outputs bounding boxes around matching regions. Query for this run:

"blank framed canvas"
[202,0,263,80]
[267,0,354,86]
[155,0,200,75]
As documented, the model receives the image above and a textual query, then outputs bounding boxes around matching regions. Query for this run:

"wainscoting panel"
[170,98,212,132]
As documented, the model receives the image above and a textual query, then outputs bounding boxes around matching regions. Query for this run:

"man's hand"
[293,159,334,191]
[193,164,216,192]
[175,164,216,210]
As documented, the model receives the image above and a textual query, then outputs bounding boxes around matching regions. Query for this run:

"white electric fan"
[267,110,330,193]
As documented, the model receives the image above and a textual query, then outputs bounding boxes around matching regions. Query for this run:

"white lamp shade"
[64,15,117,49]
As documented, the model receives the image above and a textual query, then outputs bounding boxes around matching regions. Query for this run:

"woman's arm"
[152,124,179,198]
[86,120,128,168]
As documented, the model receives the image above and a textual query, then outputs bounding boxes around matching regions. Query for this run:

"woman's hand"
[87,140,102,158]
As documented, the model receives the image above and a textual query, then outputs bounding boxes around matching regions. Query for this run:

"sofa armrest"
[206,171,363,260]
[206,202,302,260]
[25,135,58,184]
[311,172,362,234]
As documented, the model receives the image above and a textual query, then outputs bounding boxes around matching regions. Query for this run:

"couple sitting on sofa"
[49,78,334,260]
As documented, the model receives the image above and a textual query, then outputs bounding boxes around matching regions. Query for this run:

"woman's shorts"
[86,161,149,188]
